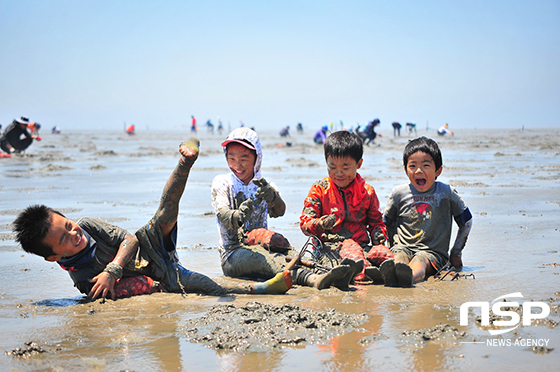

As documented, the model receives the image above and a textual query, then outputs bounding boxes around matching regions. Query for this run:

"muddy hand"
[253,178,268,188]
[449,255,463,271]
[235,198,254,227]
[89,272,116,300]
[371,231,386,245]
[319,214,337,230]
[254,178,276,205]
[179,137,200,166]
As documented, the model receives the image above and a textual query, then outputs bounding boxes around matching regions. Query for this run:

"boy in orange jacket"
[300,131,390,289]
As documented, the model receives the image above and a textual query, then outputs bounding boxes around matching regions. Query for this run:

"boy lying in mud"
[300,130,391,289]
[211,127,352,290]
[13,138,292,300]
[381,136,473,287]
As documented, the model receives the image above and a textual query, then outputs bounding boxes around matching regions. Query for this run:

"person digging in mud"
[0,116,41,154]
[211,127,352,290]
[13,138,292,300]
[382,136,472,287]
[300,131,390,290]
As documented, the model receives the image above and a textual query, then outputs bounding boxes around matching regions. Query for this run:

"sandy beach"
[0,126,558,371]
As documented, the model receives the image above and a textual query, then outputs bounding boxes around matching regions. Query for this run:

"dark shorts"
[390,245,447,272]
[135,216,226,294]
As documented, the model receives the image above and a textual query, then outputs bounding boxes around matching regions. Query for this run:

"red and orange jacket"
[300,173,386,245]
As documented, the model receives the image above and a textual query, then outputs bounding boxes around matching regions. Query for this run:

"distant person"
[217,117,224,135]
[279,126,290,137]
[300,131,389,289]
[211,127,351,290]
[13,138,292,300]
[406,122,417,136]
[191,116,197,133]
[296,123,303,134]
[52,126,61,134]
[356,119,380,145]
[0,117,41,154]
[206,120,214,133]
[314,125,329,144]
[382,137,472,287]
[437,124,454,136]
[392,122,402,137]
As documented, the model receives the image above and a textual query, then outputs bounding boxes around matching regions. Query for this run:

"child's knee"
[394,251,410,263]
[410,255,433,276]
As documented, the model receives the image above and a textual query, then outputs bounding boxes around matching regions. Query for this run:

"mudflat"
[0,127,558,371]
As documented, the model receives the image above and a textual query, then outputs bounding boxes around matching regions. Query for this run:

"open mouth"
[76,232,83,247]
[416,178,427,187]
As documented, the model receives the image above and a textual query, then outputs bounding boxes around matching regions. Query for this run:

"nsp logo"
[460,292,550,335]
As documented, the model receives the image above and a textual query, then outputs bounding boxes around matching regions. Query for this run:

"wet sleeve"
[365,185,387,240]
[299,184,327,237]
[211,175,239,230]
[216,208,239,230]
[450,208,472,258]
[382,190,399,246]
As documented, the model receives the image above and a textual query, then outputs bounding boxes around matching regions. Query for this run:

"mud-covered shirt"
[300,173,386,246]
[211,127,284,266]
[211,173,281,264]
[383,181,467,261]
[61,218,150,295]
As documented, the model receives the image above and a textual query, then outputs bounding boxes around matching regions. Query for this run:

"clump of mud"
[402,323,467,342]
[532,346,554,354]
[358,333,388,345]
[181,301,368,352]
[5,342,50,358]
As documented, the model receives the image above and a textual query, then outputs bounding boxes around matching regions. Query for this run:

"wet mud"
[1,128,559,371]
[182,301,369,352]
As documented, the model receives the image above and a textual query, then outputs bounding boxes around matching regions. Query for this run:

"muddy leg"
[178,267,292,295]
[409,255,434,283]
[156,138,200,248]
[291,265,351,290]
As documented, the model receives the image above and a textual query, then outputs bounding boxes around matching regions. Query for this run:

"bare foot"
[380,259,398,287]
[315,265,351,290]
[395,262,413,288]
[364,266,384,284]
[179,138,200,165]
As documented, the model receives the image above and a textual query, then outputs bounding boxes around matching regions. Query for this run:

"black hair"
[13,205,62,258]
[324,131,363,163]
[403,136,443,170]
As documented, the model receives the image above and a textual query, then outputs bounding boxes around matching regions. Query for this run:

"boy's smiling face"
[327,155,363,189]
[405,150,442,192]
[226,143,256,185]
[43,213,88,262]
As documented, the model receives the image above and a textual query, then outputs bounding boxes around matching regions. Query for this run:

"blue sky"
[1,0,559,132]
